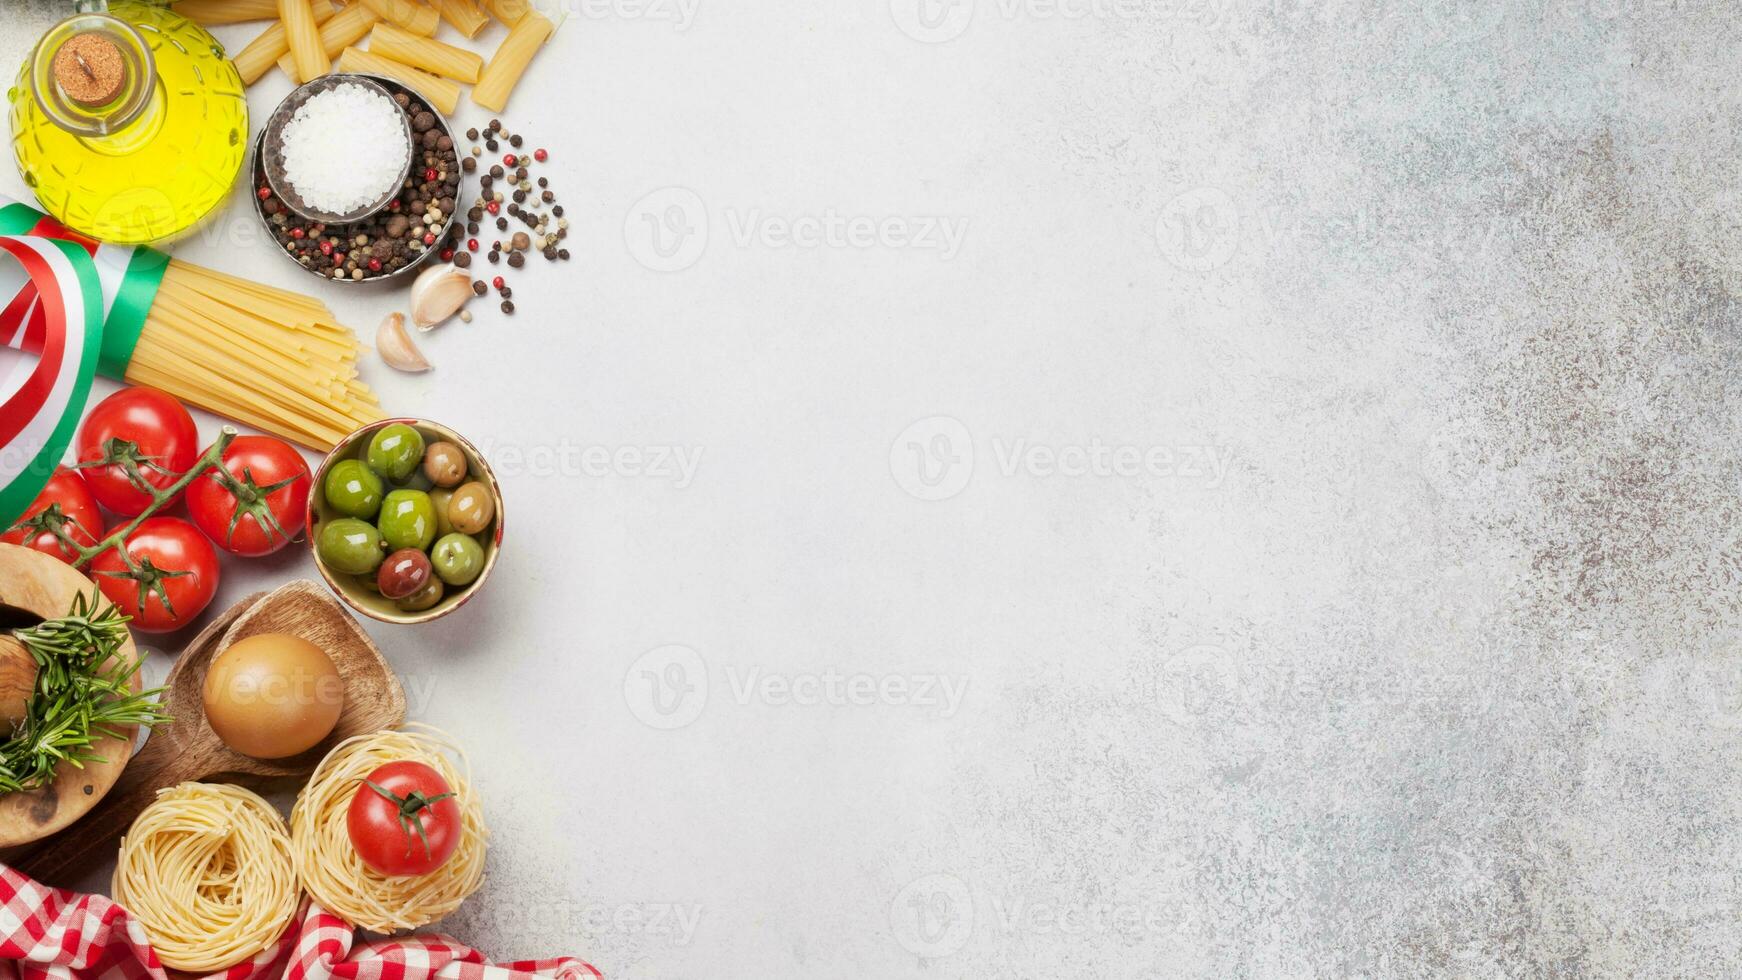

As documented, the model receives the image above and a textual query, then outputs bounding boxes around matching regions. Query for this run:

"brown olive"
[377,548,433,599]
[395,576,446,612]
[448,481,495,534]
[422,441,468,487]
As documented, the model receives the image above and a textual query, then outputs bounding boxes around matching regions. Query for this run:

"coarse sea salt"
[279,83,409,216]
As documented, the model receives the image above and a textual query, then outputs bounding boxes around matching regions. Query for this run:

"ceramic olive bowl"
[306,419,503,625]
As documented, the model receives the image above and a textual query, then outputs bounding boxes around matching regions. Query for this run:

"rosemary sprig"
[0,591,169,795]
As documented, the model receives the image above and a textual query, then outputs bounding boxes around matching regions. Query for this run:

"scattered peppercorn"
[473,280,487,295]
[500,300,514,314]
[510,134,524,148]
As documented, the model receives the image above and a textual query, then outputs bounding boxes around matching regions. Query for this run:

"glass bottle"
[8,0,248,245]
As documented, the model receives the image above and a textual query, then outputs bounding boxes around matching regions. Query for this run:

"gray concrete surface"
[4,0,1741,977]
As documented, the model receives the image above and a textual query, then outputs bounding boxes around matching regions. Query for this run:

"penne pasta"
[367,22,484,83]
[357,0,441,36]
[482,0,531,26]
[276,4,381,80]
[337,46,461,115]
[279,0,330,84]
[472,11,552,112]
[433,0,490,38]
[232,0,337,84]
[171,0,281,25]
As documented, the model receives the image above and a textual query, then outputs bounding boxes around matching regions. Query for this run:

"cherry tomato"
[186,436,311,556]
[91,517,220,632]
[75,387,199,516]
[0,467,101,563]
[346,761,462,876]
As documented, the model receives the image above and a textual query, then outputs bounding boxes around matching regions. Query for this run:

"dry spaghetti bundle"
[291,725,488,932]
[124,260,383,449]
[111,782,300,972]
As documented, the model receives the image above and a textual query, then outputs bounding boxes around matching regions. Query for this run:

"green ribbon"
[0,201,169,380]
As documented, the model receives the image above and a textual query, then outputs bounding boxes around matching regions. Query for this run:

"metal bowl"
[261,74,412,225]
[249,74,460,285]
[305,419,505,626]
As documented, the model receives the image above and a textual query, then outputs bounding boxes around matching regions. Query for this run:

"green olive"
[366,423,425,481]
[431,532,485,586]
[377,489,437,551]
[316,518,387,575]
[395,576,446,612]
[422,441,468,488]
[448,481,494,535]
[323,459,384,519]
[428,487,457,536]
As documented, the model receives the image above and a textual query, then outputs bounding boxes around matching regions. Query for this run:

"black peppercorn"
[489,165,504,178]
[454,251,471,268]
[486,139,498,151]
[466,127,479,140]
[541,190,553,203]
[496,217,508,230]
[558,248,570,259]
[500,300,514,314]
[509,134,523,148]
[508,251,525,268]
[552,205,564,217]
[499,285,512,298]
[462,157,477,172]
[537,177,548,188]
[472,280,487,295]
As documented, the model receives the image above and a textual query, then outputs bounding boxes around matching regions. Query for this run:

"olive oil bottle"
[8,0,247,245]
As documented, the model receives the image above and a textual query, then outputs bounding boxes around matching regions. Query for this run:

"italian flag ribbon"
[0,197,170,526]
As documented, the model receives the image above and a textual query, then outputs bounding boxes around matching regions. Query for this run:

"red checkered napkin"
[0,865,600,980]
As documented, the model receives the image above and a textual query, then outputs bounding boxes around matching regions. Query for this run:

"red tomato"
[75,387,199,516]
[90,517,219,632]
[186,436,311,556]
[346,761,462,876]
[1,467,101,563]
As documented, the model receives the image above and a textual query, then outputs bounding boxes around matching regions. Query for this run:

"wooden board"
[13,580,405,885]
[0,544,139,850]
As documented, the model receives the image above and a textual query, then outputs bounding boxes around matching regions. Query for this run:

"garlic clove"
[377,311,432,373]
[410,263,472,330]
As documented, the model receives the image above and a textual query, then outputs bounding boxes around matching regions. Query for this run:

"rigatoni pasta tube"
[433,0,490,38]
[337,47,460,115]
[482,0,531,25]
[358,0,440,36]
[277,3,381,80]
[232,0,336,84]
[472,11,552,112]
[367,22,483,84]
[172,0,282,24]
[279,0,329,84]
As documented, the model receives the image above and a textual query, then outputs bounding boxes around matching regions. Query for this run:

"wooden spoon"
[14,580,405,885]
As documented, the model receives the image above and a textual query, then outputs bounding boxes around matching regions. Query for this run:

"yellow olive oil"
[9,1,247,245]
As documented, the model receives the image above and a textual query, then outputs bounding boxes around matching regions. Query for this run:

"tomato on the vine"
[186,436,311,556]
[0,467,101,563]
[75,387,200,516]
[91,517,219,632]
[346,761,462,876]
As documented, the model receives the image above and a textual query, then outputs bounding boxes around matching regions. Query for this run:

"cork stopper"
[51,33,126,108]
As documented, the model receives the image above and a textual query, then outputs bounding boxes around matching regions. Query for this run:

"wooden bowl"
[11,580,406,886]
[306,418,504,625]
[0,545,139,851]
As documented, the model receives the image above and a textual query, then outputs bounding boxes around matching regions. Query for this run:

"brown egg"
[201,633,344,759]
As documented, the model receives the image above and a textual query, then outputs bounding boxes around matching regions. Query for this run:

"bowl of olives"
[306,419,503,624]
